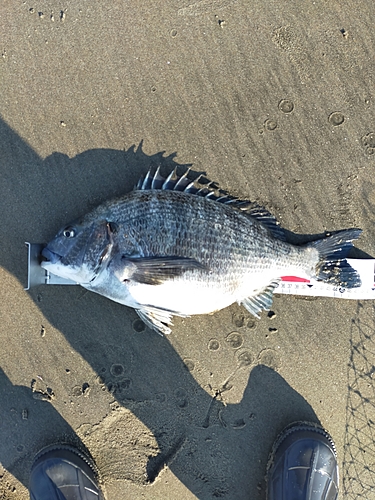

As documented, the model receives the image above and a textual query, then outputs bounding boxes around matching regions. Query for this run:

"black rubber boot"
[29,444,104,500]
[267,422,339,500]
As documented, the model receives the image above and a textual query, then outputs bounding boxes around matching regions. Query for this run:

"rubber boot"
[29,444,104,500]
[267,422,339,500]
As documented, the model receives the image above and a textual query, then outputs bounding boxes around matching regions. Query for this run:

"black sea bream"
[41,169,362,334]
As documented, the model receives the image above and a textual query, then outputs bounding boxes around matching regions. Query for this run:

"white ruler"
[277,259,375,300]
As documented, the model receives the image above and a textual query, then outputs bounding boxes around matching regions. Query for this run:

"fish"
[41,168,362,335]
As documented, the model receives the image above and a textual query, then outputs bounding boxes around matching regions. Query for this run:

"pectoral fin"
[114,256,206,285]
[240,280,280,319]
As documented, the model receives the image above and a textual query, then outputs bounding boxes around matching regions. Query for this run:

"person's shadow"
[0,117,320,498]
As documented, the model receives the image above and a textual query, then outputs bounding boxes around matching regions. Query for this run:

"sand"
[1,0,375,498]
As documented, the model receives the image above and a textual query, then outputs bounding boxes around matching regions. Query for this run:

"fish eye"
[63,227,76,238]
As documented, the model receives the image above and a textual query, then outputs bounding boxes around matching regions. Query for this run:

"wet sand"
[1,0,375,498]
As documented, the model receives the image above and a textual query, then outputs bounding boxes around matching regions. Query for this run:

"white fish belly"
[127,279,238,315]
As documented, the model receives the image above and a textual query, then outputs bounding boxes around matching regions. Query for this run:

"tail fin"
[310,229,362,288]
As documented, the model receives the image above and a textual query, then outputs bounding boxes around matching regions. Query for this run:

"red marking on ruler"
[281,276,310,283]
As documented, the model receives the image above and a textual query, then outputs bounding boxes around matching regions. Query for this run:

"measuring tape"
[25,243,375,300]
[278,259,375,300]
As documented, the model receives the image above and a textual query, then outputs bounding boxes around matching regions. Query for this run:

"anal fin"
[240,280,280,319]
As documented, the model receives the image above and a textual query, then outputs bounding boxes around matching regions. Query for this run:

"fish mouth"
[41,247,61,265]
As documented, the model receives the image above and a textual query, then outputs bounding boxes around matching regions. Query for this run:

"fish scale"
[41,169,362,335]
[107,192,285,267]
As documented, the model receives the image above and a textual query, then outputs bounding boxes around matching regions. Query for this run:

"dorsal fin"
[135,168,249,206]
[245,206,286,240]
[135,169,285,240]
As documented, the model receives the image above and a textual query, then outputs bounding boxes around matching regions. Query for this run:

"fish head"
[41,219,114,284]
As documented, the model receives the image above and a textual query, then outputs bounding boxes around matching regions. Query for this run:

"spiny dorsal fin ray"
[151,166,164,189]
[135,169,285,240]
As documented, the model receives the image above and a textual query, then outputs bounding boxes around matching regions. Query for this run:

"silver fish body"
[41,170,362,334]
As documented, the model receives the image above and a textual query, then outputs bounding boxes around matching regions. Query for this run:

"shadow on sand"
[1,117,368,498]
